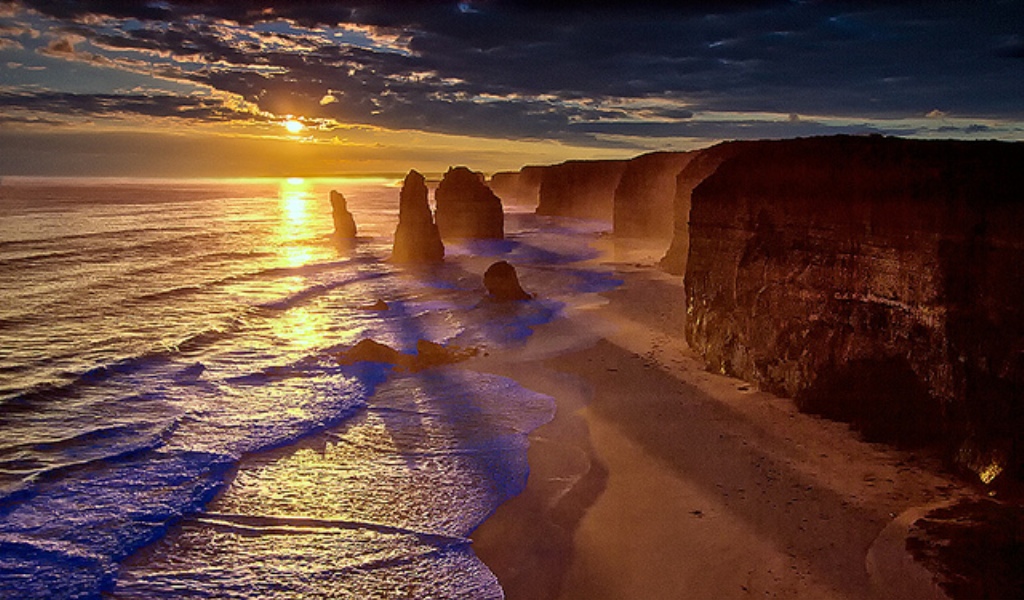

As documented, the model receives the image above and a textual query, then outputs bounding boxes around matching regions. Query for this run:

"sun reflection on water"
[280,178,310,227]
[276,178,315,267]
[272,304,329,351]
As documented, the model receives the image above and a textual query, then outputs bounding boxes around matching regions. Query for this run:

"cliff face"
[536,159,627,221]
[683,135,1024,480]
[613,151,694,239]
[489,166,544,208]
[434,166,504,239]
[659,141,756,274]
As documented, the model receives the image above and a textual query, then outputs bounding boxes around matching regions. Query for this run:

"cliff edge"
[682,135,1024,482]
[536,159,627,221]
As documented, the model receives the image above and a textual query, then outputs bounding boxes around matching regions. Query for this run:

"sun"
[284,119,304,134]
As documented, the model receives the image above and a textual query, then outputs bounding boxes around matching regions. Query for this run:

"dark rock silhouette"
[334,338,477,371]
[357,299,389,311]
[483,261,532,302]
[681,134,1024,481]
[392,170,444,263]
[335,338,402,366]
[536,159,628,221]
[434,166,504,239]
[489,166,544,208]
[329,190,357,238]
[613,151,694,239]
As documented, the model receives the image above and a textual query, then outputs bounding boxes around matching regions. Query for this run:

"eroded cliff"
[659,141,757,274]
[489,166,544,208]
[613,151,694,239]
[536,159,627,221]
[683,135,1024,481]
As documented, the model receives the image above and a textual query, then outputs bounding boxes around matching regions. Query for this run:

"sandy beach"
[472,243,974,600]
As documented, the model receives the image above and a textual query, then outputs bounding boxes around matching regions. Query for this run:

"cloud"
[0,90,269,124]
[42,35,76,55]
[569,117,921,141]
[0,113,65,126]
[936,123,992,135]
[3,0,1023,151]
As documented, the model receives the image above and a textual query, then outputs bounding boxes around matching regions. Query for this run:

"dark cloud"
[3,0,1023,148]
[0,113,65,126]
[0,90,268,123]
[570,118,922,140]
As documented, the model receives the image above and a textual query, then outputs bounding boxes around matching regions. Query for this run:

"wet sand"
[471,251,974,600]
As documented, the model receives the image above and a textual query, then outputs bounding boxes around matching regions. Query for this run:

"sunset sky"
[1,0,1021,177]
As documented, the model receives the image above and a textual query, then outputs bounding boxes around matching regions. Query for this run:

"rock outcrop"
[483,261,532,302]
[659,141,755,274]
[489,166,544,208]
[335,338,477,371]
[682,135,1024,481]
[536,159,628,221]
[392,170,444,263]
[434,166,504,239]
[613,151,694,239]
[329,190,357,238]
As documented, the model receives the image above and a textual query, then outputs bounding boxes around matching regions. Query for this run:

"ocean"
[0,177,620,599]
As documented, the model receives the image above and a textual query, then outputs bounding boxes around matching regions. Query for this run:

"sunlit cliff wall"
[658,141,757,274]
[489,166,544,208]
[682,135,1024,481]
[536,159,627,220]
[613,151,695,239]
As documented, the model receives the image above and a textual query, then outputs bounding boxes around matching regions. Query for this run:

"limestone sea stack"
[682,134,1024,481]
[329,190,357,238]
[483,261,532,302]
[434,166,504,239]
[391,170,444,263]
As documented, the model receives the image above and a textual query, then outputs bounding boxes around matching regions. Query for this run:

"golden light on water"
[279,178,310,226]
[273,304,328,350]
[276,178,314,267]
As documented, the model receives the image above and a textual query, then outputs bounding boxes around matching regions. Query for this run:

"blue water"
[0,177,620,598]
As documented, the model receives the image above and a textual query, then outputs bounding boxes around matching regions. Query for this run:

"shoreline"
[471,253,968,599]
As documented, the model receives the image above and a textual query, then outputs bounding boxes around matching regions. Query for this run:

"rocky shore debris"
[483,261,532,302]
[334,338,478,371]
[357,299,389,311]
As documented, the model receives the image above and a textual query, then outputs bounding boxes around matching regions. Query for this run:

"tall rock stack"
[329,190,357,238]
[392,170,444,263]
[434,166,504,239]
